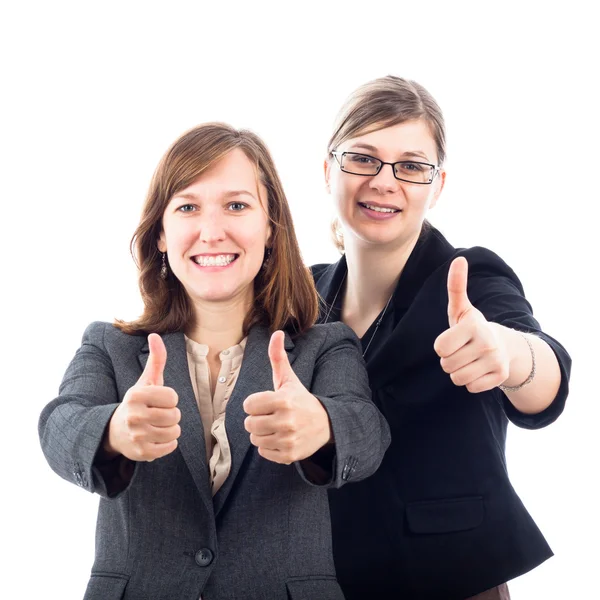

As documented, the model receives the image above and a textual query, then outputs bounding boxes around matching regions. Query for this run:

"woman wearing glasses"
[313,76,571,600]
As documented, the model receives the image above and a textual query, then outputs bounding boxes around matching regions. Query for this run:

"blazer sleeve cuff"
[502,331,571,429]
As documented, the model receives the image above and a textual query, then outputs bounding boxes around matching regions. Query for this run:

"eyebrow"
[348,143,431,161]
[173,189,257,201]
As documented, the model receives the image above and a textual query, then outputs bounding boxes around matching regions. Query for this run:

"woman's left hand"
[434,257,511,394]
[243,331,332,464]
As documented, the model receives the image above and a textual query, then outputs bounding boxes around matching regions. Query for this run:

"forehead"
[343,120,438,161]
[176,148,262,198]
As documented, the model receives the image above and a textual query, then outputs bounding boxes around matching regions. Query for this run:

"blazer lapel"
[212,324,296,518]
[138,332,214,520]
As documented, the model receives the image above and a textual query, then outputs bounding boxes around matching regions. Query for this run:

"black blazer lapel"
[138,332,214,520]
[212,325,296,518]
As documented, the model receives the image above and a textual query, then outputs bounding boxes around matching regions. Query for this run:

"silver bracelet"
[498,333,536,393]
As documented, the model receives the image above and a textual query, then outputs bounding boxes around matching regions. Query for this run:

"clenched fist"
[243,330,332,465]
[103,333,181,461]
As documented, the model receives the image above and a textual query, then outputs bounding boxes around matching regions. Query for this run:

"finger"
[269,330,296,390]
[147,424,181,444]
[243,391,279,416]
[249,432,281,451]
[138,333,167,386]
[439,341,482,374]
[244,414,278,436]
[146,439,179,461]
[434,322,473,358]
[449,359,494,388]
[136,385,178,409]
[257,446,292,465]
[447,257,472,327]
[466,373,505,394]
[147,406,181,427]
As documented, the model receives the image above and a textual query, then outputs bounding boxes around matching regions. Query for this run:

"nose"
[198,211,227,244]
[369,163,399,195]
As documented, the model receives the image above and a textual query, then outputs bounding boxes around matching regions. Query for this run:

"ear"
[428,169,446,210]
[324,158,332,194]
[157,231,167,253]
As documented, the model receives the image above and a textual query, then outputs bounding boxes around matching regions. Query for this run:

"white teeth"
[193,254,236,267]
[363,203,398,213]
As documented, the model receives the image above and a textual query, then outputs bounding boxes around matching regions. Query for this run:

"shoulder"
[293,322,361,355]
[310,262,332,278]
[455,246,518,276]
[310,262,335,285]
[451,246,525,295]
[80,321,147,352]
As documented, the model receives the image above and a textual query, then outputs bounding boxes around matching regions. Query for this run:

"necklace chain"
[323,272,393,359]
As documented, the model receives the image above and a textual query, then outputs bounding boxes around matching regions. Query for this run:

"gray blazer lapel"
[138,332,214,520]
[213,325,296,517]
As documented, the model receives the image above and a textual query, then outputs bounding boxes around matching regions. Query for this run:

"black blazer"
[312,226,571,600]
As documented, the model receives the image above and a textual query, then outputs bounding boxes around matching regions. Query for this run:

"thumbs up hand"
[433,257,510,394]
[103,334,181,462]
[243,331,332,464]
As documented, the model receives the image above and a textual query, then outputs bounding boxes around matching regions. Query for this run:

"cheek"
[163,220,196,253]
[331,174,358,210]
[406,187,435,211]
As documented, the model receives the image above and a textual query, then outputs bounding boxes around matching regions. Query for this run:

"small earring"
[160,252,168,280]
[262,247,272,269]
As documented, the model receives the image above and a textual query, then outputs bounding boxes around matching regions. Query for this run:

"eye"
[227,202,248,212]
[177,203,196,213]
[398,161,425,172]
[348,153,378,165]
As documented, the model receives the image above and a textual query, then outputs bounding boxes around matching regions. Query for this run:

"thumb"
[138,333,167,386]
[268,330,296,390]
[447,257,473,327]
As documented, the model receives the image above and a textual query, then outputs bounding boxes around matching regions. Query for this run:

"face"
[158,148,271,308]
[325,119,445,251]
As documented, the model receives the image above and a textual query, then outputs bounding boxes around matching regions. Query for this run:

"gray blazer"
[39,321,390,600]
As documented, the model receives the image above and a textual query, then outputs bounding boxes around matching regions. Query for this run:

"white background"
[1,1,598,598]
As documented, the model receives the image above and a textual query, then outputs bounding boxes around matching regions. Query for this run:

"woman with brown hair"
[38,123,390,600]
[313,76,572,599]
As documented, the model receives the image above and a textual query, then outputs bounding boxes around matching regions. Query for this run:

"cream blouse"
[184,336,247,496]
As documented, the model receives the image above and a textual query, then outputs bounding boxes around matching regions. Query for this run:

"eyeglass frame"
[331,151,441,185]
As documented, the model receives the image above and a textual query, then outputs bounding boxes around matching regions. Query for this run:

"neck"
[186,294,250,357]
[343,231,421,318]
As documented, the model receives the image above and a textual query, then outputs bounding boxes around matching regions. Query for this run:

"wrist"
[498,328,536,392]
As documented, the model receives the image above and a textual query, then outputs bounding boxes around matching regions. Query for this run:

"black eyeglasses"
[331,151,440,185]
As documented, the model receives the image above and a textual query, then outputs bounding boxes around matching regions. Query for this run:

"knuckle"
[281,438,294,451]
[281,418,296,432]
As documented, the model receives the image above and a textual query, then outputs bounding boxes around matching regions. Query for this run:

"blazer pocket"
[83,572,129,600]
[286,575,344,600]
[405,495,484,534]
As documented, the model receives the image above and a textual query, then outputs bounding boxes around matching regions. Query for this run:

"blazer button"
[195,548,214,567]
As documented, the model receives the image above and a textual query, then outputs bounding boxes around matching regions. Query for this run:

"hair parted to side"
[328,75,446,253]
[115,122,318,337]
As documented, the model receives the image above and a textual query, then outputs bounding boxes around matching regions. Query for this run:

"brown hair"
[116,122,318,337]
[327,75,446,252]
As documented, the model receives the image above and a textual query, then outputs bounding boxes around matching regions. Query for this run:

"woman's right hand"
[103,334,181,462]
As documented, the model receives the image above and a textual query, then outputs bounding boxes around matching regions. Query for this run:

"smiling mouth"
[192,254,238,267]
[358,202,401,214]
